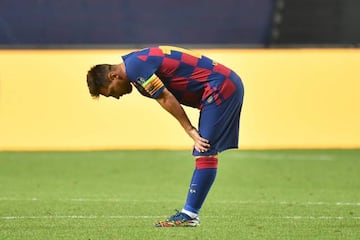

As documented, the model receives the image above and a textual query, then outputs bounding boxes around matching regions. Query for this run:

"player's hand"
[187,127,210,153]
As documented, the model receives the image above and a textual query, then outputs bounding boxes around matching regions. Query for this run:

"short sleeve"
[122,51,165,98]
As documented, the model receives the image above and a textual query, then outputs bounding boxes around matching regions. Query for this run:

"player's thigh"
[198,95,242,142]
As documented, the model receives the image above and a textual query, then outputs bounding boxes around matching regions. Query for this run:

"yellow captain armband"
[141,74,164,96]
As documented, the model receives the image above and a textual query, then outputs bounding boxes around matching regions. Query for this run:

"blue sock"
[183,157,218,214]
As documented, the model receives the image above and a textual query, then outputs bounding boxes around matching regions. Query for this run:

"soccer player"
[86,46,244,227]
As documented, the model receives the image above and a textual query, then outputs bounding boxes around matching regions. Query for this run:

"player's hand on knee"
[188,127,210,152]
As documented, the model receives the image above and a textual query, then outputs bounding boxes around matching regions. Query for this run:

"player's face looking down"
[99,74,132,99]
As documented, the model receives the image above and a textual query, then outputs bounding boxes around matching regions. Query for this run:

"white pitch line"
[0,197,177,203]
[1,215,165,220]
[219,200,360,206]
[263,216,360,220]
[1,215,359,220]
[1,197,360,206]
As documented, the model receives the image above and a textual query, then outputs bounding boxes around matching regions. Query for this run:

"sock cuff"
[196,156,218,169]
[181,209,198,218]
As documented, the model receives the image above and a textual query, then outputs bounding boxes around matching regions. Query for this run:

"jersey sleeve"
[122,51,165,98]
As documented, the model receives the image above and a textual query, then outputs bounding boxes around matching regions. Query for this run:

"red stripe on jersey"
[149,48,164,57]
[182,92,202,108]
[169,77,189,91]
[137,55,148,61]
[214,92,222,105]
[181,53,199,66]
[220,78,236,100]
[190,67,212,80]
[213,63,231,77]
[158,58,181,76]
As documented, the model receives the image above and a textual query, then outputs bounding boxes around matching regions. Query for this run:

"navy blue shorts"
[193,72,244,156]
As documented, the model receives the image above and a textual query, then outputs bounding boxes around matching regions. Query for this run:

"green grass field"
[0,149,359,240]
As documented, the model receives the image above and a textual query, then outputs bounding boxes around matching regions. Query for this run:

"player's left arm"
[156,87,210,152]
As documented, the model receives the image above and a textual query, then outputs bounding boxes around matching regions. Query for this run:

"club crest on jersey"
[136,77,146,85]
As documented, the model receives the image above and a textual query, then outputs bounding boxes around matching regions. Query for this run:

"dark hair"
[86,64,112,98]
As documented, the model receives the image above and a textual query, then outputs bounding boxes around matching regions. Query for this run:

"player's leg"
[180,86,244,222]
[181,155,218,216]
[154,156,218,227]
[155,75,244,227]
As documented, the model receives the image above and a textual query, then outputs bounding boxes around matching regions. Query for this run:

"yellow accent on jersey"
[159,45,202,59]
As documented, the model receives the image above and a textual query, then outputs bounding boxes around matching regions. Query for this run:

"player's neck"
[118,63,129,80]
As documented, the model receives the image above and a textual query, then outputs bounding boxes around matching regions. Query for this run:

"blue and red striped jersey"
[122,46,237,109]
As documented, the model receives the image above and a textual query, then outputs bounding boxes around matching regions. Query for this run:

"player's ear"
[107,72,117,81]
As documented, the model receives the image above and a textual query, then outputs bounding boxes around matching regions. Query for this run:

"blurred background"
[0,0,359,150]
[1,0,360,47]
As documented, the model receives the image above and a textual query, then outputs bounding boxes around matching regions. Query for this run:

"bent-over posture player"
[86,46,244,227]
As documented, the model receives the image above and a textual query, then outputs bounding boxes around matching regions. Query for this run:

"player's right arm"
[156,87,210,153]
[122,53,210,152]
